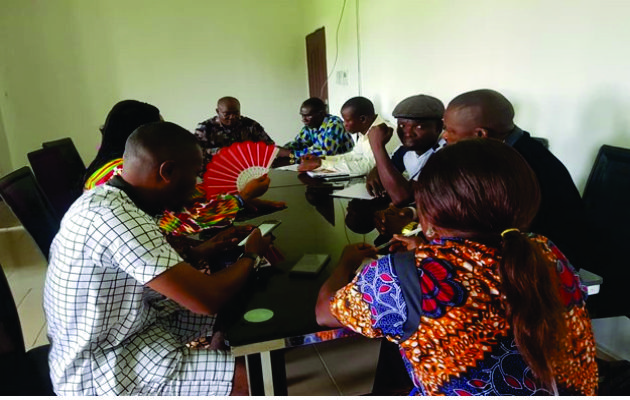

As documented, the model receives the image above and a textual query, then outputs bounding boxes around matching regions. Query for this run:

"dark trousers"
[370,339,414,395]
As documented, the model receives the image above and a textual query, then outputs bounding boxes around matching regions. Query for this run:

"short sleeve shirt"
[194,116,274,167]
[44,184,221,395]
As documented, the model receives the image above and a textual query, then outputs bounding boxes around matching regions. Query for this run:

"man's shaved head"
[443,89,516,144]
[123,122,202,211]
[216,96,241,126]
[217,96,240,109]
[124,121,199,169]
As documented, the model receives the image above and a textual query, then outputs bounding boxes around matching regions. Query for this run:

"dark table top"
[220,171,388,348]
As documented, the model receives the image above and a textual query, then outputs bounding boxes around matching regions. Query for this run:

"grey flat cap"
[392,94,444,119]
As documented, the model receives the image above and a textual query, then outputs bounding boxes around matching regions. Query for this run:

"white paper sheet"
[273,164,301,171]
[331,182,374,200]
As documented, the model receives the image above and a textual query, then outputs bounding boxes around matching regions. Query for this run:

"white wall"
[0,108,11,176]
[3,0,630,191]
[0,0,309,170]
[308,0,630,191]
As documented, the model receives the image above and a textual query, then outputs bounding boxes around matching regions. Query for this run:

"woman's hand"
[374,204,415,236]
[340,243,378,269]
[389,233,426,252]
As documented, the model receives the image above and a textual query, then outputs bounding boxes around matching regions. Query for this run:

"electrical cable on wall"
[320,0,348,100]
[356,0,362,95]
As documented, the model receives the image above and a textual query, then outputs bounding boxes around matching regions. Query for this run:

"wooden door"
[305,27,328,104]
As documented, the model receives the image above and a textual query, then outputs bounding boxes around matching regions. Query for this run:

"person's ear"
[158,160,177,184]
[475,128,489,138]
[215,108,220,116]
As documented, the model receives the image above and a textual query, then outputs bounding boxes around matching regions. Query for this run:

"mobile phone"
[238,220,282,246]
[290,254,330,277]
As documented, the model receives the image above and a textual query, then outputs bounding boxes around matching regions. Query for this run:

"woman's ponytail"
[499,229,565,392]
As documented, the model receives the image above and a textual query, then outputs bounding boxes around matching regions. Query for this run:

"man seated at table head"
[276,97,354,163]
[44,121,270,396]
[298,96,400,175]
[441,88,591,270]
[194,96,275,167]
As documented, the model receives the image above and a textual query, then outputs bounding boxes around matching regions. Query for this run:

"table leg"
[244,350,288,395]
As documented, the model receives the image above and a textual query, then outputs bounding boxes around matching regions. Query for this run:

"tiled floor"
[0,201,380,395]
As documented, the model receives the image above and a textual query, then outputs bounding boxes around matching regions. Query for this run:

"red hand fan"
[202,141,279,199]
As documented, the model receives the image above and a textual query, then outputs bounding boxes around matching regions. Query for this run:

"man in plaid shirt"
[44,121,269,395]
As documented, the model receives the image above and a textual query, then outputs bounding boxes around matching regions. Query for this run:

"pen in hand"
[375,226,423,251]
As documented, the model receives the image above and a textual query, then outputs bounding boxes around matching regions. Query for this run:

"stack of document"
[306,169,363,180]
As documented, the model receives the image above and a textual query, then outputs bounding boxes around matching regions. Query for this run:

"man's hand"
[244,227,272,256]
[190,225,254,260]
[366,167,386,197]
[245,198,287,212]
[374,204,415,236]
[298,154,322,171]
[368,123,393,149]
[276,147,291,158]
[239,174,270,203]
[339,243,378,269]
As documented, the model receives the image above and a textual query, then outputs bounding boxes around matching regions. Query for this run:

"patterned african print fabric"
[284,114,354,158]
[83,161,241,236]
[158,184,240,236]
[83,157,123,190]
[331,235,598,396]
[194,115,274,168]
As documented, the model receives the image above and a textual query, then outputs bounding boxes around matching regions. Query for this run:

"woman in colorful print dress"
[316,139,597,395]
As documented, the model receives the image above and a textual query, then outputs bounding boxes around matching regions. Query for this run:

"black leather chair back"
[0,263,54,395]
[42,137,86,172]
[582,144,630,317]
[28,146,83,218]
[0,167,61,260]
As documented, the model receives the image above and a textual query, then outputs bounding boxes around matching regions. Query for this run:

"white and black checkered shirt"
[44,185,234,395]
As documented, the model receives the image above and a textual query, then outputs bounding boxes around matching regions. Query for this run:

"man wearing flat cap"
[367,94,445,207]
[364,94,446,396]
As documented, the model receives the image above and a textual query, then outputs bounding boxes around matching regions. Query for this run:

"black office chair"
[582,144,630,318]
[0,167,61,260]
[28,146,83,218]
[42,137,86,173]
[0,263,54,395]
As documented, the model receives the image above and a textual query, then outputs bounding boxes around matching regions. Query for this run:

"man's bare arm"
[147,229,269,315]
[369,124,413,206]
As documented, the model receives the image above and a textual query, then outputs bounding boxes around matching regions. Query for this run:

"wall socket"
[336,70,349,86]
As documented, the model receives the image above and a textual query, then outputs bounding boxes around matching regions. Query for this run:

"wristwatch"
[239,252,262,269]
